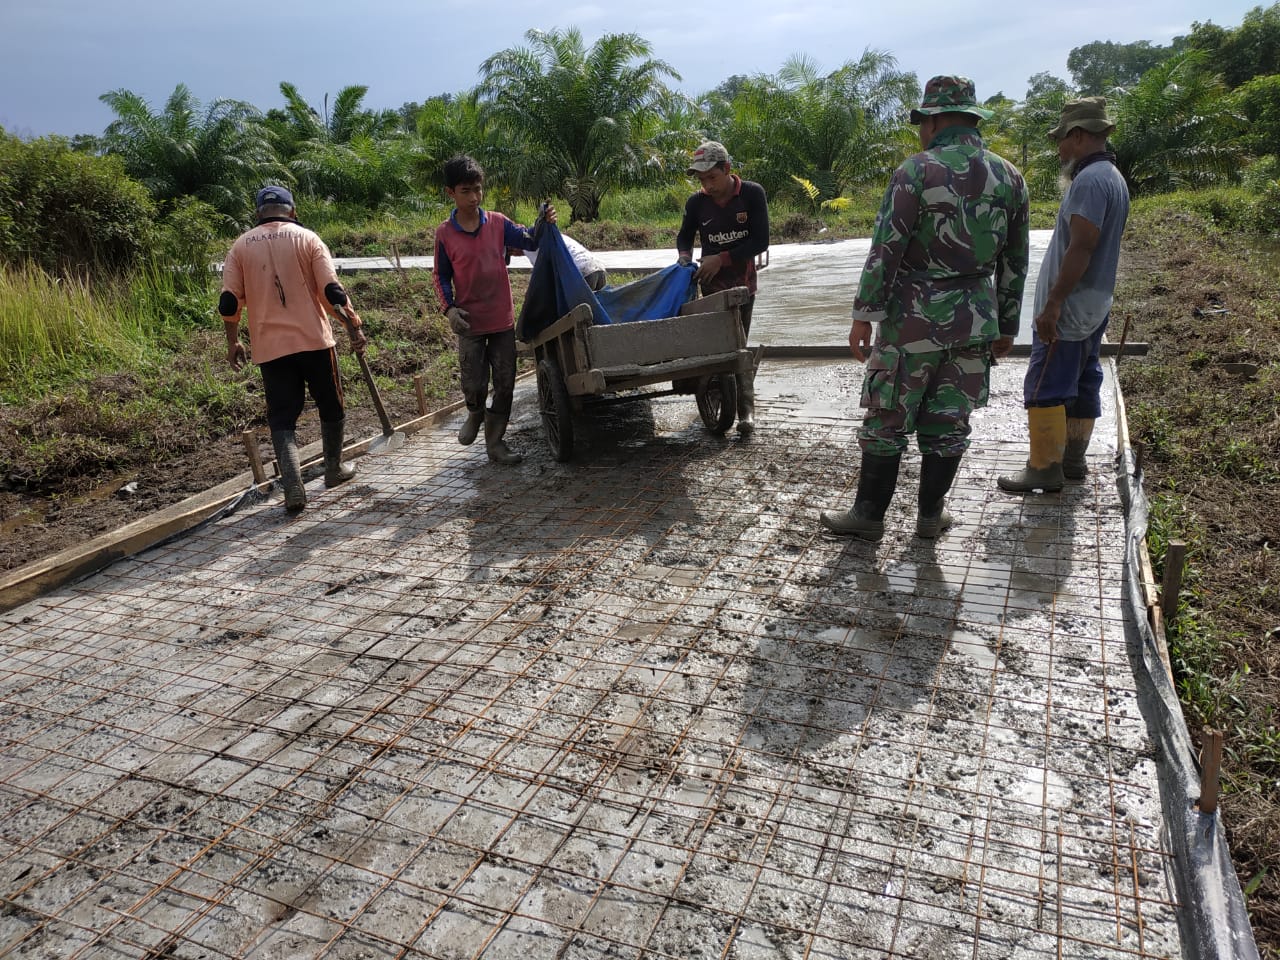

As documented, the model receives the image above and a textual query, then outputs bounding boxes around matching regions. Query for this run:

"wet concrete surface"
[0,359,1181,958]
[335,232,1053,348]
[744,234,1051,347]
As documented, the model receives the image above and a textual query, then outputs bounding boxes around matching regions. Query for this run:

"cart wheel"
[695,374,737,435]
[537,357,575,461]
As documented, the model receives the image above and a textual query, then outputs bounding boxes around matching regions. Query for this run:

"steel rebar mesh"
[0,363,1179,959]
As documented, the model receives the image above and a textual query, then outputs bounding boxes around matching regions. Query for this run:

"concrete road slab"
[0,360,1183,959]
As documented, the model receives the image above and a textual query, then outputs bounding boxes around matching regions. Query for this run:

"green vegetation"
[98,84,282,226]
[0,131,157,274]
[476,28,686,223]
[1115,197,1280,949]
[711,51,919,206]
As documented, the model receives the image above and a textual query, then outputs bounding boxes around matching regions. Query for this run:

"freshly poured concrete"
[330,232,1054,347]
[0,361,1181,958]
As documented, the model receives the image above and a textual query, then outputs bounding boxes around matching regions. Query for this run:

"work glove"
[446,306,471,335]
[345,310,368,354]
[677,254,693,268]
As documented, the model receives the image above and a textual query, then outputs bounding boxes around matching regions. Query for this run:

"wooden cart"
[521,286,754,461]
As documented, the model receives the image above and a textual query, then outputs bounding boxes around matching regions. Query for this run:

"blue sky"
[0,0,1265,138]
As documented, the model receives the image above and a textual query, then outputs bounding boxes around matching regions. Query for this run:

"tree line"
[2,6,1279,277]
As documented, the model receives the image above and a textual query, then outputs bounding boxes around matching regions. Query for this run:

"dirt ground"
[0,387,451,573]
[1111,211,1280,956]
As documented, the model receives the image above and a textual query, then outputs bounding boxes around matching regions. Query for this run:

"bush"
[773,211,821,240]
[1241,155,1280,191]
[1149,185,1280,237]
[155,196,228,278]
[0,131,156,276]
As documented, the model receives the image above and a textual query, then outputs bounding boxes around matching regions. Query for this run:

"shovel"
[334,305,406,455]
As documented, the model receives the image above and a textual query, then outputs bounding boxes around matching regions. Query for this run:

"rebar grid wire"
[0,362,1181,959]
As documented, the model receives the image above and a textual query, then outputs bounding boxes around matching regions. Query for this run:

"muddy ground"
[0,377,446,572]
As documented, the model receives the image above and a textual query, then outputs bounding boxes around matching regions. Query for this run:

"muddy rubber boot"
[321,419,357,488]
[485,414,523,465]
[916,453,962,539]
[998,405,1066,493]
[819,451,901,541]
[1063,417,1096,480]
[458,409,484,446]
[736,373,756,435]
[270,429,306,513]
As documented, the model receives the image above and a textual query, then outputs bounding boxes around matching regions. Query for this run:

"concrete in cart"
[0,358,1185,958]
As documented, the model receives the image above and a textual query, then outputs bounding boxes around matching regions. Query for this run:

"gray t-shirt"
[1034,159,1130,341]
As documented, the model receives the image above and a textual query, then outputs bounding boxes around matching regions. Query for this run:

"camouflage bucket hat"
[909,75,994,124]
[1048,96,1116,139]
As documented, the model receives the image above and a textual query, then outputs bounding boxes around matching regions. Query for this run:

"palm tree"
[288,134,422,209]
[269,82,402,149]
[266,83,416,206]
[1231,73,1280,158]
[720,50,918,202]
[99,84,281,223]
[634,89,706,182]
[1001,72,1075,201]
[414,92,495,191]
[1111,52,1247,194]
[476,28,681,222]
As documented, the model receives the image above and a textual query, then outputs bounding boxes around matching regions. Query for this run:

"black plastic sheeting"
[516,225,695,342]
[1114,369,1261,959]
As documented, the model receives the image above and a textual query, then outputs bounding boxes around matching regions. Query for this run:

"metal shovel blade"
[367,429,406,456]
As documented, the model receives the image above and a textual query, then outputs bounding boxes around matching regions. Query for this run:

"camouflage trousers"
[857,342,993,457]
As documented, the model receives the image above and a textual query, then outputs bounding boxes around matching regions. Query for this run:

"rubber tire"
[696,374,738,435]
[537,357,575,462]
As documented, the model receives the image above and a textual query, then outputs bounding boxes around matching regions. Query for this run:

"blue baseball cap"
[255,185,294,208]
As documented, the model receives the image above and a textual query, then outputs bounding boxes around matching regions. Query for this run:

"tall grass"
[0,262,215,403]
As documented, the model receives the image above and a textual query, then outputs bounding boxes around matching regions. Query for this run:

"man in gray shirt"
[998,96,1130,493]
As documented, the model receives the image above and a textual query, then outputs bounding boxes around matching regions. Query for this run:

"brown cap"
[1048,97,1116,139]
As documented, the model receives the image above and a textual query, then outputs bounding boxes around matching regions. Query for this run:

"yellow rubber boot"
[1063,418,1096,480]
[998,405,1066,493]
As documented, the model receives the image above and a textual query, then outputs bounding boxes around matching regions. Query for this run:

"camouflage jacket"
[852,126,1030,352]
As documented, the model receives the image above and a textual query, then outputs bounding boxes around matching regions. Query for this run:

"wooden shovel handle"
[334,305,395,437]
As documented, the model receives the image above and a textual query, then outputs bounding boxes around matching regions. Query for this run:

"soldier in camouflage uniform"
[820,76,1030,542]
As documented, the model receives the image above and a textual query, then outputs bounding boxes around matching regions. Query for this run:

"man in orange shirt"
[220,186,368,512]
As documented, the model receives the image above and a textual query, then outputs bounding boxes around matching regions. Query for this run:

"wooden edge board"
[0,388,492,614]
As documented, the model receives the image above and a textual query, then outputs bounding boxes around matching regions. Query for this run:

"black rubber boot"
[819,451,902,541]
[322,419,357,488]
[458,409,484,446]
[485,414,523,465]
[270,429,306,513]
[916,453,962,539]
[736,373,755,435]
[1063,417,1096,480]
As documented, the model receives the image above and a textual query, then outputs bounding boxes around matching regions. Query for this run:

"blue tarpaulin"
[516,225,697,342]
